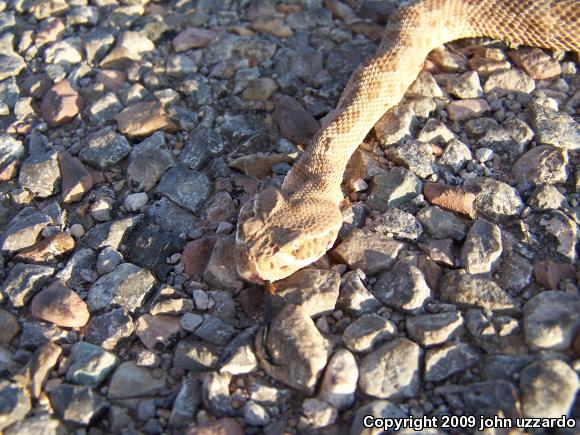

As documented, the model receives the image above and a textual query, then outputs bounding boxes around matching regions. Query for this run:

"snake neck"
[280,0,579,204]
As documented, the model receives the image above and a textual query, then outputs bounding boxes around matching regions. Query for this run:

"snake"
[235,0,580,284]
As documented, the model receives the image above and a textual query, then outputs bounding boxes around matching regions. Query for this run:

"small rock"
[523,290,580,350]
[80,216,142,251]
[242,78,278,101]
[406,311,464,347]
[270,268,340,317]
[416,206,468,240]
[512,145,568,185]
[96,247,123,275]
[107,361,167,399]
[438,138,473,173]
[1,210,53,252]
[534,260,576,289]
[520,359,579,418]
[373,260,431,312]
[173,339,220,371]
[384,140,437,179]
[419,120,456,149]
[80,127,131,169]
[0,309,20,346]
[18,151,61,198]
[375,105,418,146]
[0,134,25,181]
[56,248,97,288]
[528,185,568,211]
[477,118,533,163]
[540,210,577,261]
[89,198,112,222]
[202,372,235,417]
[169,379,200,428]
[3,414,67,435]
[50,384,108,426]
[256,305,332,395]
[423,183,476,218]
[203,235,243,289]
[483,69,535,95]
[332,228,403,275]
[115,101,177,138]
[136,314,182,350]
[85,308,134,351]
[424,342,479,382]
[367,167,422,212]
[528,97,579,150]
[66,341,118,387]
[1,263,54,307]
[244,401,270,426]
[418,238,455,267]
[30,281,89,328]
[273,94,320,144]
[509,48,561,80]
[127,132,175,191]
[87,263,156,312]
[461,220,502,274]
[447,99,490,122]
[336,271,381,315]
[317,348,358,410]
[172,27,217,52]
[58,151,93,203]
[468,177,524,220]
[440,270,518,313]
[358,338,421,399]
[40,79,83,127]
[0,381,31,431]
[370,208,423,241]
[157,166,211,214]
[343,314,396,353]
[446,71,482,98]
[15,231,75,263]
[475,147,494,163]
[194,315,236,346]
[301,398,337,428]
[124,192,148,212]
[69,223,85,239]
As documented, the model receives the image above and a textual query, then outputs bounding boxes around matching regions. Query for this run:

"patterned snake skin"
[235,0,580,283]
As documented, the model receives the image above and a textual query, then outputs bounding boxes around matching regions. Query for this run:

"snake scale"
[235,0,580,284]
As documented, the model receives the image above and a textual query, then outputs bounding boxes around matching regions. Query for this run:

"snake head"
[235,187,343,283]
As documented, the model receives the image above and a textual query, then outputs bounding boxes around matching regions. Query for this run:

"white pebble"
[69,223,85,239]
[124,192,148,212]
[475,147,494,163]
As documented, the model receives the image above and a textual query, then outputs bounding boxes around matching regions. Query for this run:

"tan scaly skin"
[235,0,580,285]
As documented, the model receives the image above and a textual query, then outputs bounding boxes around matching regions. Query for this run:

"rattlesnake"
[235,0,580,284]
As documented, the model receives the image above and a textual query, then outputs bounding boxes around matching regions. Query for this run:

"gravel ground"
[0,0,579,434]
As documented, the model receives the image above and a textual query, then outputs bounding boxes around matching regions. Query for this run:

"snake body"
[235,0,580,284]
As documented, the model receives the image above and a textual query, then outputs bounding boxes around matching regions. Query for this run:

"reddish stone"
[135,314,181,350]
[423,183,476,218]
[418,238,455,267]
[40,80,83,127]
[58,151,94,203]
[31,281,89,328]
[95,70,127,92]
[181,237,217,279]
[172,27,218,52]
[115,101,177,137]
[534,260,576,290]
[273,94,320,145]
[15,232,75,262]
[509,48,561,80]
